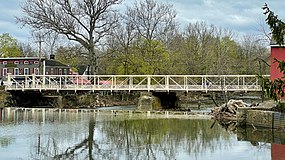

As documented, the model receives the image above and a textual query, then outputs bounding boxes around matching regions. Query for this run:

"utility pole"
[37,39,44,75]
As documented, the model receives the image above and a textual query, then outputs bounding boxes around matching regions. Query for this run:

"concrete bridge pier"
[137,92,178,110]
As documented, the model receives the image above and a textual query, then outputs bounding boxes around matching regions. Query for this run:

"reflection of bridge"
[5,74,269,92]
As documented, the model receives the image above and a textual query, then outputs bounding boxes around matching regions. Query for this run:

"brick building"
[0,55,70,81]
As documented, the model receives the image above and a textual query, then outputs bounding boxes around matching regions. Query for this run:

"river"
[0,107,279,160]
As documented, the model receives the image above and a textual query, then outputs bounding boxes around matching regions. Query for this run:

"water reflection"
[0,108,272,159]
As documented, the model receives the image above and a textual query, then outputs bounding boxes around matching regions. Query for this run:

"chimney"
[50,54,55,60]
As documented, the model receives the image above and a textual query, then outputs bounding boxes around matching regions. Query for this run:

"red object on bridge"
[73,78,91,85]
[99,80,112,85]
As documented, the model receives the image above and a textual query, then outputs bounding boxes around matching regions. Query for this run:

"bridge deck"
[5,74,269,92]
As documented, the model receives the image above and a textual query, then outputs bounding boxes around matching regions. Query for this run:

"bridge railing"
[5,74,269,92]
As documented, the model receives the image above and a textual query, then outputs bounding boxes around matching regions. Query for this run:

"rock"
[137,94,162,111]
[259,100,277,108]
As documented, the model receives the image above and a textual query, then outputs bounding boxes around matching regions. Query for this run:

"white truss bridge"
[5,74,269,92]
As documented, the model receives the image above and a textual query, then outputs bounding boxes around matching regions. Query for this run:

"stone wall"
[237,107,285,129]
[5,91,138,108]
[246,110,274,128]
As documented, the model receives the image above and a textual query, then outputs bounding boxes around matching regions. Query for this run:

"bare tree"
[18,42,37,57]
[104,13,137,74]
[126,0,176,42]
[17,0,121,74]
[117,0,177,74]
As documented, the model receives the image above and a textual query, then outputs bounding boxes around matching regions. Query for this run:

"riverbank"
[1,81,266,110]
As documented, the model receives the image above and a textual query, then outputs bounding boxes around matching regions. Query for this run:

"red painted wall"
[271,47,285,81]
[272,144,285,160]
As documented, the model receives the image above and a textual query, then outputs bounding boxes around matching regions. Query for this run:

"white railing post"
[237,76,240,90]
[165,75,169,91]
[205,76,208,92]
[97,75,100,90]
[223,75,226,92]
[256,77,258,89]
[94,75,97,90]
[129,76,133,91]
[147,76,151,92]
[76,75,79,90]
[243,77,245,90]
[112,76,115,91]
[32,74,35,88]
[59,76,62,89]
[201,76,204,90]
[184,76,188,92]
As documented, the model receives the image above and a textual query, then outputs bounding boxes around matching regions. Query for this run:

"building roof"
[0,57,45,60]
[270,38,285,47]
[45,60,70,68]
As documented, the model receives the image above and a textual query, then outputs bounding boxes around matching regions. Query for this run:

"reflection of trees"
[31,116,98,160]
[29,115,233,159]
[0,137,14,148]
[100,118,232,159]
[4,110,236,159]
[53,117,95,159]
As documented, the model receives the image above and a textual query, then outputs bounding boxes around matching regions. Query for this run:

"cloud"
[0,0,30,42]
[161,0,285,37]
[1,0,285,42]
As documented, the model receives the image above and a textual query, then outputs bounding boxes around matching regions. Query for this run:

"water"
[0,108,277,160]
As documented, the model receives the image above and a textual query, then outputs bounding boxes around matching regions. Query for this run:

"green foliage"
[0,33,22,57]
[275,58,285,75]
[163,23,266,75]
[104,38,170,75]
[263,3,285,45]
[258,57,285,102]
[104,23,269,75]
[261,4,285,102]
[259,75,284,101]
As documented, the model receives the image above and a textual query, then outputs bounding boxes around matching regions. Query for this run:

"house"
[0,57,42,81]
[0,55,70,81]
[44,55,70,75]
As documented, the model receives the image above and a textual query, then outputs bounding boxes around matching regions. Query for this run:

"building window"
[34,68,39,75]
[24,61,29,64]
[24,68,29,75]
[34,61,39,64]
[2,68,7,77]
[64,69,67,75]
[14,68,19,75]
[14,61,19,64]
[2,61,7,65]
[51,68,54,75]
[59,69,62,75]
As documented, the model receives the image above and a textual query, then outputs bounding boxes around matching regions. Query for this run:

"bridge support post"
[137,92,162,110]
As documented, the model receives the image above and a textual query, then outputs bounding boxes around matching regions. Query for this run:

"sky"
[0,0,285,43]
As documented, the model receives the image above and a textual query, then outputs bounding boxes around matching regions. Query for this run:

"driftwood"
[210,99,256,131]
[211,99,249,121]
